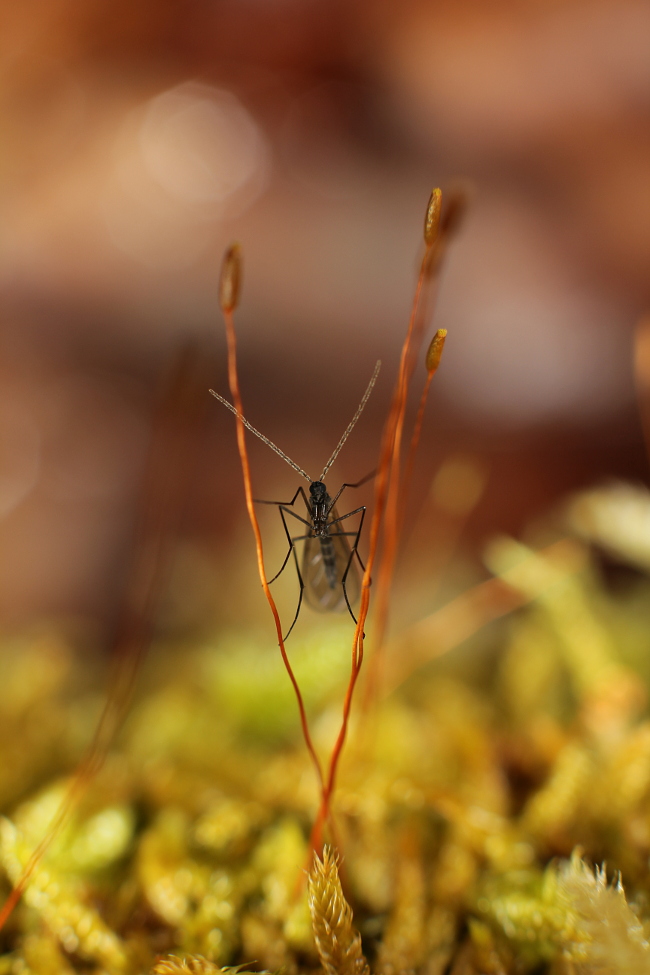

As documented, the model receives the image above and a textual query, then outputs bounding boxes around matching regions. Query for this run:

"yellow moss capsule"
[425,329,447,375]
[219,244,242,313]
[424,188,442,246]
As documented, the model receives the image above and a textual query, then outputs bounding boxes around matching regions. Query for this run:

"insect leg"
[340,507,366,623]
[256,487,311,531]
[326,470,375,512]
[258,491,311,585]
[266,507,299,584]
[355,545,366,572]
[254,486,311,513]
[280,506,311,527]
[330,505,368,573]
[283,533,313,641]
[352,507,367,572]
[330,528,367,571]
[344,469,376,489]
[328,505,365,529]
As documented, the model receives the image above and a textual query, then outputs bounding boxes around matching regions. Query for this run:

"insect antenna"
[209,389,312,483]
[319,360,381,482]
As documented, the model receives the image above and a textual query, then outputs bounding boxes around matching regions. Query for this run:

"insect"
[210,360,380,639]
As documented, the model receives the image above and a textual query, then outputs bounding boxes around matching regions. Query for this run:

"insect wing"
[302,506,360,613]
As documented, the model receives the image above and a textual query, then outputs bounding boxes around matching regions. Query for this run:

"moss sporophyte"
[2,191,650,974]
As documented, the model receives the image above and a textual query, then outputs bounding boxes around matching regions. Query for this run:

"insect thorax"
[309,481,333,532]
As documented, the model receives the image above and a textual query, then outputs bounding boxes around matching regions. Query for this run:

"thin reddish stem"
[361,248,435,709]
[308,242,437,857]
[401,372,434,511]
[222,306,325,795]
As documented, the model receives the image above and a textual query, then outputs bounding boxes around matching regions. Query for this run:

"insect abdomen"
[302,503,359,614]
[320,534,339,590]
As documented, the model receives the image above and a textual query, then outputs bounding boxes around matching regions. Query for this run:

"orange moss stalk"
[362,191,447,709]
[218,244,325,797]
[363,185,469,705]
[400,329,447,508]
[309,190,448,854]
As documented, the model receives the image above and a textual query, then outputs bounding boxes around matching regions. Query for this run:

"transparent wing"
[302,506,361,613]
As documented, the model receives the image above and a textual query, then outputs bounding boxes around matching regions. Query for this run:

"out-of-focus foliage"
[2,484,650,973]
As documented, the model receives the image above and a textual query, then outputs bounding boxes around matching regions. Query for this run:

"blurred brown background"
[0,0,648,627]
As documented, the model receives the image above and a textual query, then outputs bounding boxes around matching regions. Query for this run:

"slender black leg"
[328,505,365,529]
[258,489,311,537]
[255,486,311,514]
[354,545,366,573]
[326,470,375,513]
[324,504,368,621]
[252,485,316,638]
[330,529,367,571]
[267,508,299,584]
[346,469,376,489]
[266,523,313,639]
[282,533,313,641]
[340,507,366,624]
[279,506,311,528]
[262,486,312,584]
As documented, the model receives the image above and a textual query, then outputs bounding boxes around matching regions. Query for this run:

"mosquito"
[210,361,380,639]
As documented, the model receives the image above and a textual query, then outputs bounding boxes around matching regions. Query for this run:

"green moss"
[2,486,650,973]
